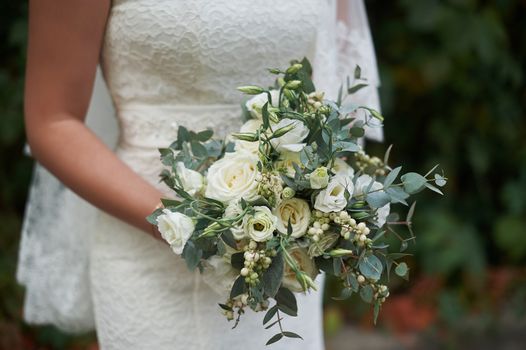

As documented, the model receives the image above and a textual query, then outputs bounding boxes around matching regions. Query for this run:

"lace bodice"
[102,0,321,108]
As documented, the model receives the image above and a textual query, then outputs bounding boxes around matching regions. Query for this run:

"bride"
[17,0,382,349]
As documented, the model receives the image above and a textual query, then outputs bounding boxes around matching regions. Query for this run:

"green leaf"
[275,287,298,316]
[231,252,245,270]
[230,276,246,299]
[283,331,303,339]
[182,240,202,271]
[400,172,427,194]
[262,102,270,130]
[262,251,284,298]
[348,83,368,94]
[221,230,237,249]
[395,262,409,278]
[196,129,213,142]
[373,302,381,324]
[263,305,278,325]
[359,254,383,282]
[266,333,283,346]
[350,126,365,137]
[354,65,362,79]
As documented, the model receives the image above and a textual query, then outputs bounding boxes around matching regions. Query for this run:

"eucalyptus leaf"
[384,166,402,188]
[395,262,408,277]
[359,254,383,282]
[386,187,410,205]
[434,173,447,187]
[360,285,374,303]
[401,172,427,194]
[366,191,391,209]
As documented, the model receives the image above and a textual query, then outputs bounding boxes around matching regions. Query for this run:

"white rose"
[274,198,311,238]
[156,209,195,255]
[175,162,204,196]
[202,255,239,296]
[275,151,302,178]
[309,166,329,189]
[205,151,260,203]
[282,246,319,292]
[270,118,309,153]
[243,206,277,242]
[234,119,262,154]
[377,203,390,227]
[314,176,354,213]
[331,158,355,178]
[245,90,280,119]
[224,200,246,240]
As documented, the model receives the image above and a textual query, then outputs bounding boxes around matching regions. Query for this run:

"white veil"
[16,0,381,333]
[16,67,118,332]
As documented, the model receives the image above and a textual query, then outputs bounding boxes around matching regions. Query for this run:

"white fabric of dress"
[16,1,382,349]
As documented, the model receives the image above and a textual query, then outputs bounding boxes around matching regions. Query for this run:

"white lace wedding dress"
[17,1,382,349]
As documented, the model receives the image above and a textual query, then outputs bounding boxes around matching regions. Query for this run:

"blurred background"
[1,0,525,349]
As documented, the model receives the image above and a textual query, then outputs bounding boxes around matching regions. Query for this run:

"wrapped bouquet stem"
[148,58,446,345]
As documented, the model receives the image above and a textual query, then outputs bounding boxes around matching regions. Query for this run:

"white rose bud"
[156,209,195,255]
[234,119,262,154]
[331,158,355,178]
[242,206,278,242]
[282,246,319,292]
[245,90,280,119]
[269,118,309,153]
[175,162,204,196]
[309,166,329,189]
[314,176,354,213]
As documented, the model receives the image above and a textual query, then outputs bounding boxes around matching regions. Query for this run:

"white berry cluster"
[342,221,372,247]
[373,284,390,303]
[240,240,276,286]
[307,91,325,110]
[355,151,386,176]
[352,271,390,304]
[257,172,284,206]
[222,293,270,321]
[307,210,332,242]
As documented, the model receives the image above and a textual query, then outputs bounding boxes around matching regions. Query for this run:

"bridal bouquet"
[148,58,446,345]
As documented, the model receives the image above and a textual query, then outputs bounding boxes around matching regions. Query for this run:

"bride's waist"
[115,103,242,149]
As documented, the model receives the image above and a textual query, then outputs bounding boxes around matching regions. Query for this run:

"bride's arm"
[24,0,164,237]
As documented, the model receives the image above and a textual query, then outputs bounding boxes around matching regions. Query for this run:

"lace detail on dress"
[102,0,321,107]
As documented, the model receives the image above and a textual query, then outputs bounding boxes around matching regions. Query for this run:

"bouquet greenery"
[148,58,446,345]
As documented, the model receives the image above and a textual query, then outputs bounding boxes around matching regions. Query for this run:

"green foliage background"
[0,0,524,348]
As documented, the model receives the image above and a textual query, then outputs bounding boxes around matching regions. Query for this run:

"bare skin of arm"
[25,0,164,238]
